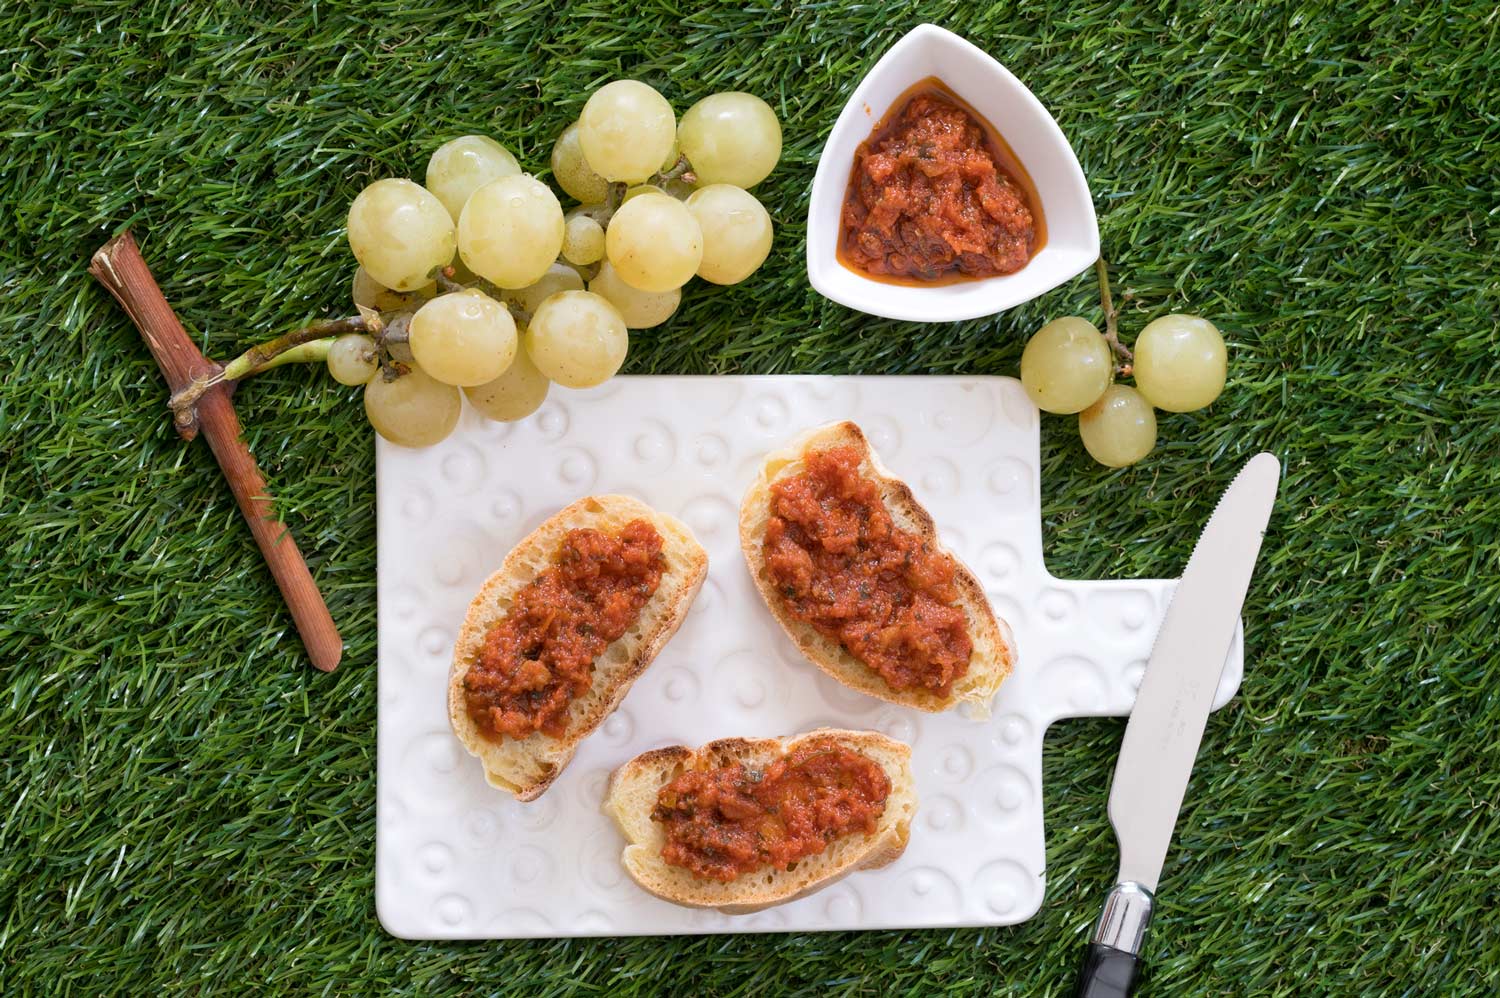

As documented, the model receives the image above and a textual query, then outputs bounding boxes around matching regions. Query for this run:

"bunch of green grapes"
[337,81,782,448]
[558,84,779,315]
[1020,314,1227,467]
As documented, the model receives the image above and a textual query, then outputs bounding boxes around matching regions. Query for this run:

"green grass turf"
[2,0,1497,993]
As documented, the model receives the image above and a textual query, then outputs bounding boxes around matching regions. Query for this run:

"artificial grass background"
[2,1,1497,994]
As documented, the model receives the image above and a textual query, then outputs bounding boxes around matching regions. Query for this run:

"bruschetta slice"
[740,421,1015,713]
[449,495,707,800]
[605,728,915,913]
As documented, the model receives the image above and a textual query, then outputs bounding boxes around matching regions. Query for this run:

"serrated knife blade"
[1073,452,1280,998]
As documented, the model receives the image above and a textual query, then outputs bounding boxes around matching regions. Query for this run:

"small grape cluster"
[332,81,783,448]
[1020,313,1227,467]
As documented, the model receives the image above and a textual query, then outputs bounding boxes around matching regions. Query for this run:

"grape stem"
[570,157,688,232]
[435,265,528,324]
[572,181,628,229]
[1095,256,1134,369]
[656,154,696,185]
[168,315,364,420]
[257,337,334,370]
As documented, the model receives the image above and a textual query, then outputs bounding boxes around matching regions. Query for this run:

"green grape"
[561,213,606,266]
[1020,317,1114,414]
[578,80,676,184]
[457,174,564,289]
[465,335,550,421]
[685,184,773,285]
[623,183,664,202]
[604,192,702,293]
[351,266,434,313]
[363,367,461,448]
[524,291,628,388]
[1079,385,1157,468]
[326,333,380,386]
[425,135,521,222]
[505,261,585,316]
[347,179,456,292]
[550,121,611,204]
[678,92,781,189]
[409,289,517,387]
[1133,314,1227,412]
[589,261,681,329]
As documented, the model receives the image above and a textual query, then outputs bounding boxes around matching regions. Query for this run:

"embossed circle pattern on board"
[375,376,1244,939]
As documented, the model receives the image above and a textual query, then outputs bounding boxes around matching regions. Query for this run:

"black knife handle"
[1074,882,1154,997]
[1074,943,1141,998]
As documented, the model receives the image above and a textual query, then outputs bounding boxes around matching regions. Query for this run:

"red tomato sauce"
[762,444,973,696]
[652,741,891,881]
[839,77,1044,284]
[464,520,664,741]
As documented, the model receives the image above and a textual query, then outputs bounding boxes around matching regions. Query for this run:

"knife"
[1073,452,1280,998]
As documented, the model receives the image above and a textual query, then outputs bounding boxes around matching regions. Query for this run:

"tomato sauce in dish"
[652,741,891,882]
[464,520,664,741]
[838,77,1044,284]
[762,444,973,696]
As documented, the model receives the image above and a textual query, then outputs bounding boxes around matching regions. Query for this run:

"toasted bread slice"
[604,728,914,913]
[739,421,1016,714]
[448,495,707,801]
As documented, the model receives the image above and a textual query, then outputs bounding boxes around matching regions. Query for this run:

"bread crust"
[448,495,707,801]
[603,728,915,913]
[739,421,1016,713]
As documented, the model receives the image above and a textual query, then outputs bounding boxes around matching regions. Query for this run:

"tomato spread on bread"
[762,444,973,696]
[652,741,890,881]
[464,520,663,740]
[839,78,1042,283]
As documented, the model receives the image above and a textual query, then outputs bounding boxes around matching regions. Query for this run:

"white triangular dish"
[806,23,1099,323]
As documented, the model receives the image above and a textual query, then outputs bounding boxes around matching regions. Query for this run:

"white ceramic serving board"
[375,376,1241,939]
